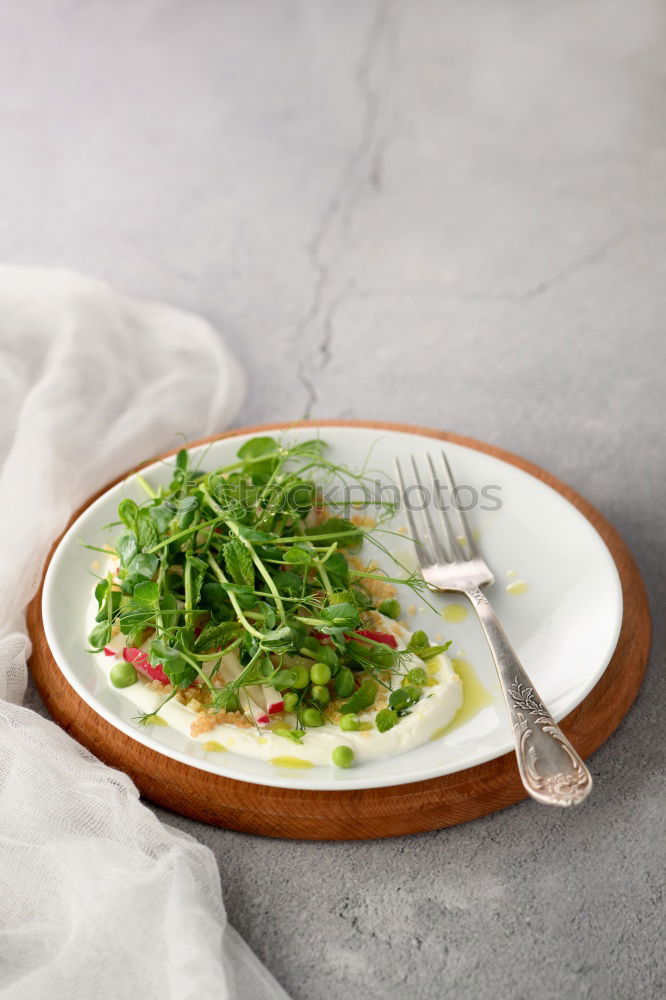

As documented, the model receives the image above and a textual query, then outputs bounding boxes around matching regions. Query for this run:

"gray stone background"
[4,0,664,997]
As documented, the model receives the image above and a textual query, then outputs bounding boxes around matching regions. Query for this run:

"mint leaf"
[339,678,377,715]
[223,539,255,588]
[375,708,398,733]
[136,508,160,550]
[194,621,243,652]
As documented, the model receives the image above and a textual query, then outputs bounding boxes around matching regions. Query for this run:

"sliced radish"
[256,714,270,725]
[264,685,283,714]
[103,647,116,657]
[352,629,398,648]
[311,628,398,648]
[122,646,169,685]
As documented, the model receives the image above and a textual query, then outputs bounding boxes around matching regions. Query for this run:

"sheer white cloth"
[0,267,289,1000]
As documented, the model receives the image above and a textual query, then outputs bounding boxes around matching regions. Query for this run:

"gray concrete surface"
[6,0,665,997]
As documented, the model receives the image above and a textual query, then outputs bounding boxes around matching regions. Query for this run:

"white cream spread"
[94,614,463,766]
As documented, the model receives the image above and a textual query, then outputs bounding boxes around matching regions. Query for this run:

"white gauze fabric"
[0,267,289,1000]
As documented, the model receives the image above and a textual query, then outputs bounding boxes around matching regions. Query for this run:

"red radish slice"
[122,646,169,685]
[311,628,398,648]
[264,684,283,714]
[352,629,398,648]
[256,714,270,725]
[103,647,116,657]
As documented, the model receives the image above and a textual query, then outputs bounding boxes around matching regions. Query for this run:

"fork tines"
[395,450,479,567]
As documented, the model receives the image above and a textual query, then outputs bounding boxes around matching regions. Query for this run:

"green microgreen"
[86,434,452,728]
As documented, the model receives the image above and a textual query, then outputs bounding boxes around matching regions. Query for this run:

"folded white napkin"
[0,268,289,1000]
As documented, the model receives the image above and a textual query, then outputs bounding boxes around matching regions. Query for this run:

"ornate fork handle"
[467,586,593,806]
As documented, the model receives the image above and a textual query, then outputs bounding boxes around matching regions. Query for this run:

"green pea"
[402,677,423,704]
[310,662,331,685]
[311,684,331,706]
[273,664,310,691]
[379,598,401,620]
[302,707,324,727]
[334,666,355,698]
[340,713,360,732]
[291,665,310,689]
[110,661,137,688]
[388,688,411,711]
[332,745,354,768]
[282,691,300,712]
[407,667,428,686]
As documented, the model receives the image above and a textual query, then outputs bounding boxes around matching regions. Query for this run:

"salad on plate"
[87,436,462,769]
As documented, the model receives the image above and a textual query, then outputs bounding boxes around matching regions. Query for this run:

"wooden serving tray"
[27,421,651,840]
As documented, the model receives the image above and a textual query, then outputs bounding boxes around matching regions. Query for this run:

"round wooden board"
[27,421,651,840]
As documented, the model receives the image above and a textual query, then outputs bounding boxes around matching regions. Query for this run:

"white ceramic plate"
[42,426,623,791]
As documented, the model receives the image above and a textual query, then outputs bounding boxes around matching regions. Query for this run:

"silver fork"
[395,450,592,807]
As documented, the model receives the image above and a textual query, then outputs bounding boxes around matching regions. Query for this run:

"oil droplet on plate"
[506,580,529,596]
[431,657,494,737]
[441,603,468,624]
[144,714,167,727]
[506,569,517,578]
[269,756,313,769]
[202,740,227,752]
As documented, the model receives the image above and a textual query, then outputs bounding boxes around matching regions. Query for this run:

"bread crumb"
[190,714,216,736]
[190,708,252,737]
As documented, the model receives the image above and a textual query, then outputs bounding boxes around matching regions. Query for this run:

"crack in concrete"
[316,225,637,317]
[292,225,636,376]
[294,0,390,417]
[520,225,634,300]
